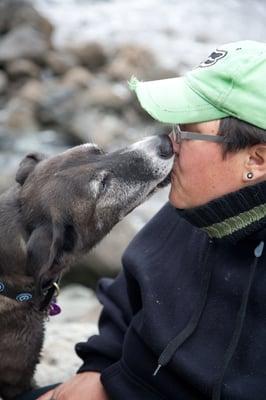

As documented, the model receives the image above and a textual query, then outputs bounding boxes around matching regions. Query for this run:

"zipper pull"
[153,363,162,377]
[254,241,264,258]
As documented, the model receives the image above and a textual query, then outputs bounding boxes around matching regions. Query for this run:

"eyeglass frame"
[171,125,232,144]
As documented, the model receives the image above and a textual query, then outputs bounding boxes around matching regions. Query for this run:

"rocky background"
[0,0,174,386]
[0,0,175,286]
[0,0,265,389]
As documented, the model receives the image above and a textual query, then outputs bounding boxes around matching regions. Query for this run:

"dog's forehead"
[68,143,102,154]
[80,143,100,151]
[57,143,103,162]
[34,143,105,175]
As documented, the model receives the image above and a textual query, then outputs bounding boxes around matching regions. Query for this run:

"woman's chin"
[168,188,194,209]
[168,189,183,209]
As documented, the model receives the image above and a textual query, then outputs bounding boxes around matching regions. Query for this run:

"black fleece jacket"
[75,183,266,400]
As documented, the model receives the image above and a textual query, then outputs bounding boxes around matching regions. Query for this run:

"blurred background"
[0,0,265,385]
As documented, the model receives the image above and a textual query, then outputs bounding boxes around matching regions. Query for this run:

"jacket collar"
[176,180,266,244]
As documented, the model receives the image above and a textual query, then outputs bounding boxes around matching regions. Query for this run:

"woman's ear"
[243,144,266,182]
[16,152,47,185]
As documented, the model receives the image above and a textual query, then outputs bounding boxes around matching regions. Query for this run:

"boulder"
[0,0,53,38]
[69,109,128,148]
[0,70,8,94]
[35,80,80,128]
[0,97,39,134]
[70,42,108,71]
[45,50,79,75]
[106,44,156,81]
[0,150,23,194]
[18,79,44,103]
[62,66,94,89]
[35,79,130,142]
[6,59,40,79]
[86,81,131,111]
[106,44,178,82]
[0,25,51,64]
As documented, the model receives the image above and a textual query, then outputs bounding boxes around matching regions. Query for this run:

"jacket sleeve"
[75,270,135,373]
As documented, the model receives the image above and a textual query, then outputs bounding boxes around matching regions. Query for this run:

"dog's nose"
[157,135,174,159]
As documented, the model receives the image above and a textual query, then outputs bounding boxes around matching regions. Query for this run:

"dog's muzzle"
[156,134,174,159]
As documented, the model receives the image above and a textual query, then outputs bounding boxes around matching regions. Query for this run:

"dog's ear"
[16,152,47,185]
[27,220,77,293]
[38,221,65,290]
[27,222,64,292]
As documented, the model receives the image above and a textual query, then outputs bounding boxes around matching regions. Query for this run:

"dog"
[0,134,173,399]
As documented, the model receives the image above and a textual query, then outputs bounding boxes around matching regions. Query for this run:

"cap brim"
[129,76,228,124]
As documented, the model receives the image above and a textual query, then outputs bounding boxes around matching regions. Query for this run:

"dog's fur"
[0,135,173,399]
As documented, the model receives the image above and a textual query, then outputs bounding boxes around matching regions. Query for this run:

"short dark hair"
[218,117,266,154]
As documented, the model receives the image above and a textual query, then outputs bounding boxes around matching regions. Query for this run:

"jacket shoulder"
[125,202,200,252]
[122,202,207,274]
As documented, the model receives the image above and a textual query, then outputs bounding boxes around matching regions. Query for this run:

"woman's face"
[169,120,249,209]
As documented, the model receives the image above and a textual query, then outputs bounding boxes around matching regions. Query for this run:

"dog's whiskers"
[87,132,96,145]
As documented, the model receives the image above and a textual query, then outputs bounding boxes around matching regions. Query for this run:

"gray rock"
[0,151,21,194]
[0,25,51,63]
[58,80,133,144]
[0,70,8,94]
[6,59,40,79]
[70,42,108,71]
[106,44,156,81]
[45,50,79,75]
[87,81,131,111]
[12,130,69,155]
[0,130,69,195]
[0,97,39,133]
[69,109,128,148]
[35,79,131,143]
[0,0,53,38]
[62,66,94,89]
[35,80,80,127]
[106,44,178,82]
[18,79,44,103]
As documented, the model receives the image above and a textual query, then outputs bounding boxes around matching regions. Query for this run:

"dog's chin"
[157,173,171,189]
[122,174,171,218]
[147,172,171,198]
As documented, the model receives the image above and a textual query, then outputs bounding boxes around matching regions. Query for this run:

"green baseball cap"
[129,40,266,130]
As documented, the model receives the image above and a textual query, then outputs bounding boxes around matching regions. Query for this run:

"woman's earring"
[247,172,254,180]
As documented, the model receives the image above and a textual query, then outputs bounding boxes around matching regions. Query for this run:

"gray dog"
[0,134,173,399]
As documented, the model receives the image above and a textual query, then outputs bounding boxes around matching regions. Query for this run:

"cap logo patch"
[199,49,228,68]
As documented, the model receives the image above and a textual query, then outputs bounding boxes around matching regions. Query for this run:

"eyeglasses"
[171,125,232,144]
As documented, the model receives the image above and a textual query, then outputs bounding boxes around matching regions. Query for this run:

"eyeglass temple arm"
[180,131,229,143]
